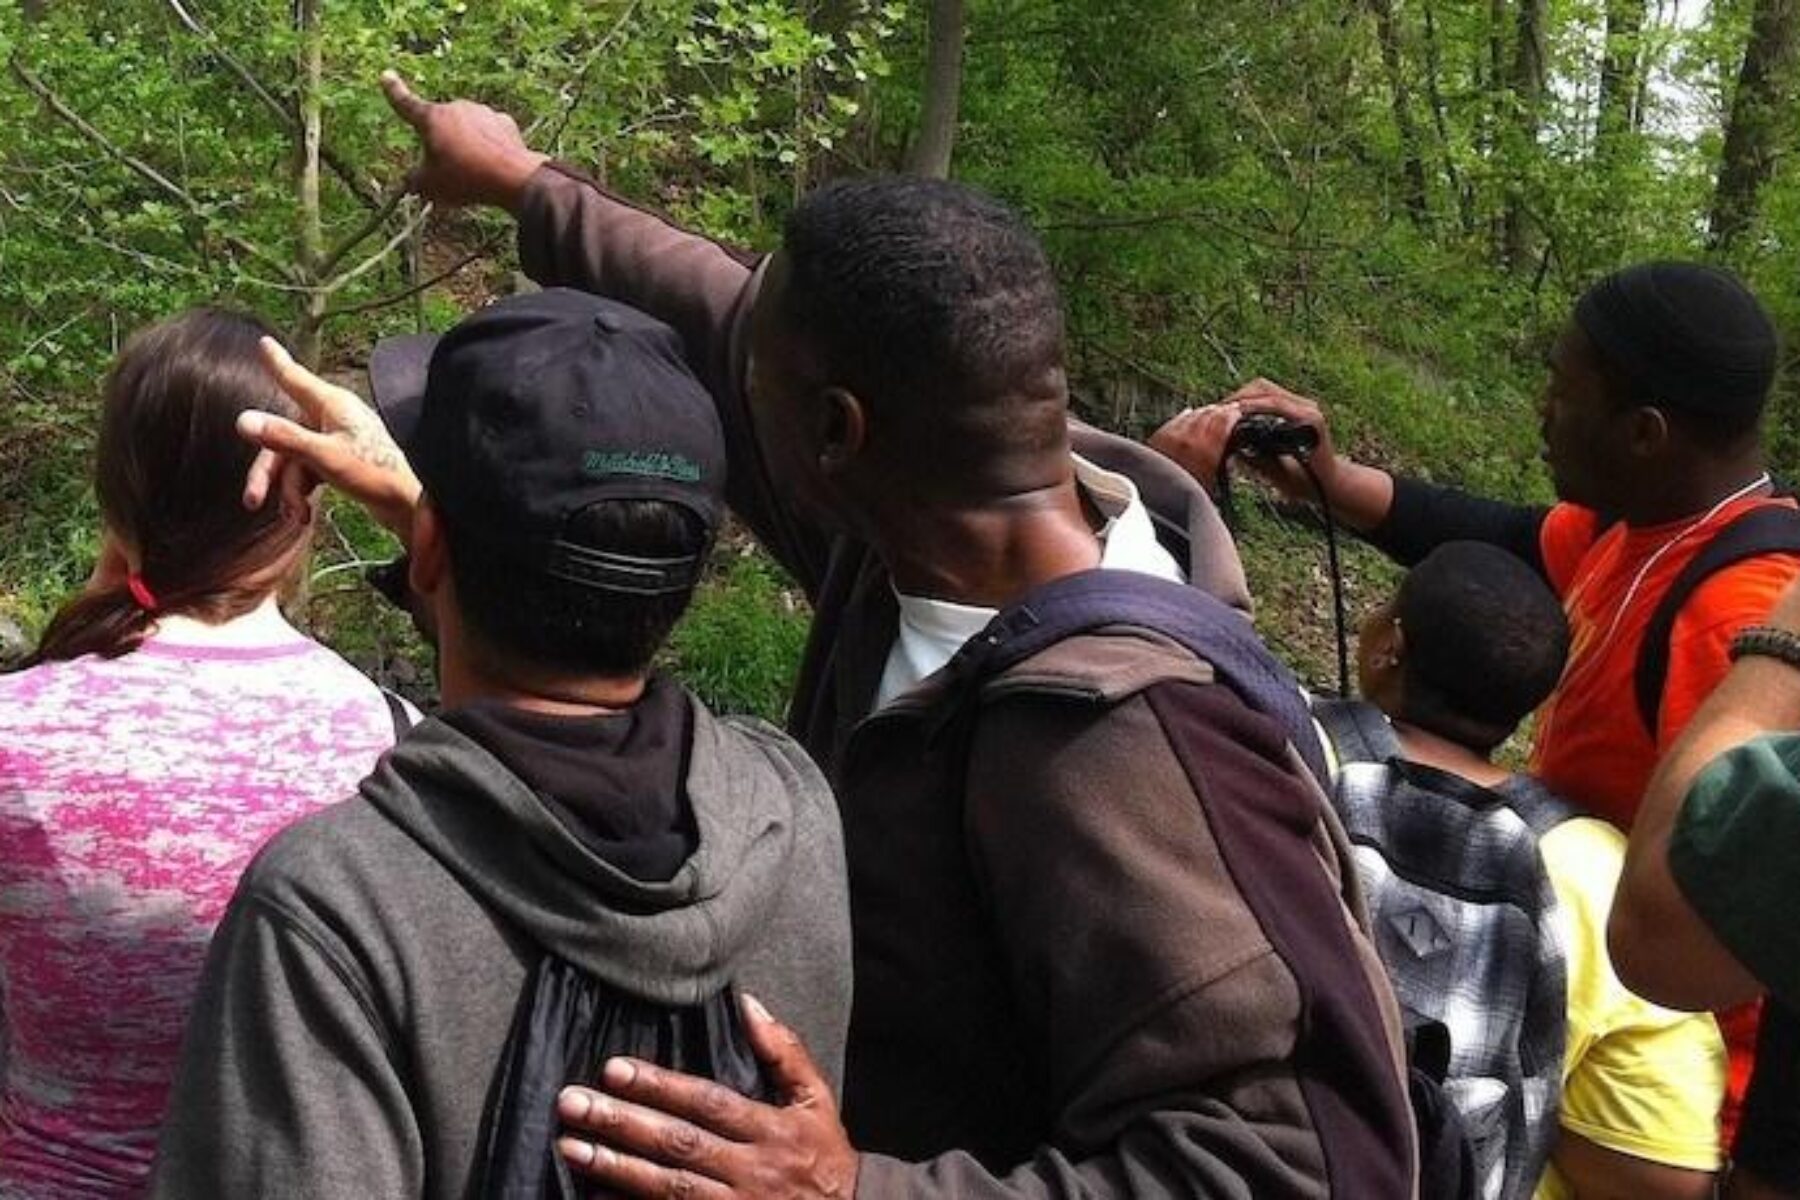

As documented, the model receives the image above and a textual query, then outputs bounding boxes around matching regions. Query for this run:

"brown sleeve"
[515,164,832,593]
[856,682,1414,1199]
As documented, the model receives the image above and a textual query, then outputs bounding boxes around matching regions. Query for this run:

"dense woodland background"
[2,0,1798,712]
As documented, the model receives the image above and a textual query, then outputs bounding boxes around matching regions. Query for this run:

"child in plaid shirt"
[1336,542,1724,1200]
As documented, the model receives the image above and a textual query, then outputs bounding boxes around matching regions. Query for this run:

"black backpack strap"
[1634,503,1800,737]
[1311,697,1403,768]
[932,569,1329,785]
[1495,774,1577,839]
[381,688,417,742]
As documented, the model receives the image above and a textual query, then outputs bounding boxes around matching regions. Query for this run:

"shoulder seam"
[240,890,402,1065]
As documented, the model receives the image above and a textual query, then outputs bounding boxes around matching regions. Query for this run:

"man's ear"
[816,386,868,476]
[1626,405,1670,460]
[408,498,450,598]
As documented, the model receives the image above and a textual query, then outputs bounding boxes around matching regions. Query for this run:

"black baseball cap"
[368,289,725,596]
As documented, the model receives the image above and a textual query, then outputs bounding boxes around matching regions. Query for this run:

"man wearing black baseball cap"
[229,74,1417,1200]
[151,290,852,1200]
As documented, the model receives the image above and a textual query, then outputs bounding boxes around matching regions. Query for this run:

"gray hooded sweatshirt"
[150,698,851,1200]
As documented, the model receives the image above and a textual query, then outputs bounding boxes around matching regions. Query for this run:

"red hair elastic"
[126,573,159,613]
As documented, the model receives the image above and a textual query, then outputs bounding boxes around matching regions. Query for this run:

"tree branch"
[321,231,506,322]
[161,0,385,210]
[14,196,311,293]
[317,186,408,278]
[10,57,300,283]
[307,0,639,281]
[1039,204,1354,253]
[322,198,434,295]
[523,0,642,145]
[1084,340,1202,403]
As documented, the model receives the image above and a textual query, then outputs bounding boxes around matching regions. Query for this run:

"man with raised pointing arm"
[245,72,1420,1199]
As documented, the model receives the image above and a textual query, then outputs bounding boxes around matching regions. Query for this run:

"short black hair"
[446,499,707,680]
[781,176,1067,494]
[1396,542,1570,753]
[1574,261,1778,452]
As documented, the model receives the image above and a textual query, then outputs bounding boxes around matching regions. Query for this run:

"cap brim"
[367,332,440,451]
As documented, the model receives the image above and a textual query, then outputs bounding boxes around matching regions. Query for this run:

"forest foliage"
[2,0,1798,705]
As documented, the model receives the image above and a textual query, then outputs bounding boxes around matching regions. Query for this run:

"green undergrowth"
[0,404,101,635]
[664,544,811,722]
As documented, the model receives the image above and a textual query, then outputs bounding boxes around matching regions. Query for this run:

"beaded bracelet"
[1728,624,1800,670]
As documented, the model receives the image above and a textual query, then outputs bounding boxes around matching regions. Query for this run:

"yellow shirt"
[1534,817,1725,1199]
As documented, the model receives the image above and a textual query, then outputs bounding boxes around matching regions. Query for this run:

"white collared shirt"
[871,455,1185,711]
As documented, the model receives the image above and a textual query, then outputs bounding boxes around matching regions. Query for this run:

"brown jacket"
[517,164,1416,1198]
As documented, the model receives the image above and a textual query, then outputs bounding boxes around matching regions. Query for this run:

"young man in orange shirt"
[1152,261,1798,1142]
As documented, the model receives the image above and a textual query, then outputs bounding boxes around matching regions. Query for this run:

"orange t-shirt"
[1530,497,1800,827]
[1529,494,1800,1140]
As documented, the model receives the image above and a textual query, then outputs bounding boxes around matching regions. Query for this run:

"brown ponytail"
[21,309,310,667]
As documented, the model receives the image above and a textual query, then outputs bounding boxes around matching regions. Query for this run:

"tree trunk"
[905,0,965,178]
[294,0,326,367]
[1503,0,1547,270]
[1636,0,1673,134]
[1482,0,1508,260]
[21,0,46,20]
[1710,0,1800,250]
[1368,0,1430,228]
[1596,0,1648,155]
[1422,0,1474,233]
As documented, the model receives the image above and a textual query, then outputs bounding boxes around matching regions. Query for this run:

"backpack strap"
[1634,502,1800,737]
[1495,774,1577,839]
[381,688,417,742]
[933,569,1329,785]
[1311,697,1403,769]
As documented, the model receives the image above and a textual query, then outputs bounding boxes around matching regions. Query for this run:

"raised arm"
[1149,378,1549,572]
[1148,379,1396,533]
[377,73,831,593]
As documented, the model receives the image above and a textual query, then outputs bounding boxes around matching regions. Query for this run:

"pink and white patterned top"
[0,628,400,1197]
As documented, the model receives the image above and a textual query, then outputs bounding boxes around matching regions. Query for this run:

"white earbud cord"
[1539,470,1772,746]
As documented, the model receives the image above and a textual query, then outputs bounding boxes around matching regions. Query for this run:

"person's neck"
[1619,456,1769,527]
[875,479,1102,607]
[150,593,295,646]
[438,654,646,716]
[1389,718,1512,789]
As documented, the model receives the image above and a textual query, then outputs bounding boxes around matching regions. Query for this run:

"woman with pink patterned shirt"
[0,311,402,1197]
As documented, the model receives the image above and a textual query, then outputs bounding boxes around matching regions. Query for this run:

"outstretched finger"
[740,993,832,1108]
[380,69,433,130]
[257,337,352,426]
[237,410,346,486]
[243,445,282,511]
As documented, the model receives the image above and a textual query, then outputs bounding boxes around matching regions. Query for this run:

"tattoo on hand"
[349,421,405,474]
